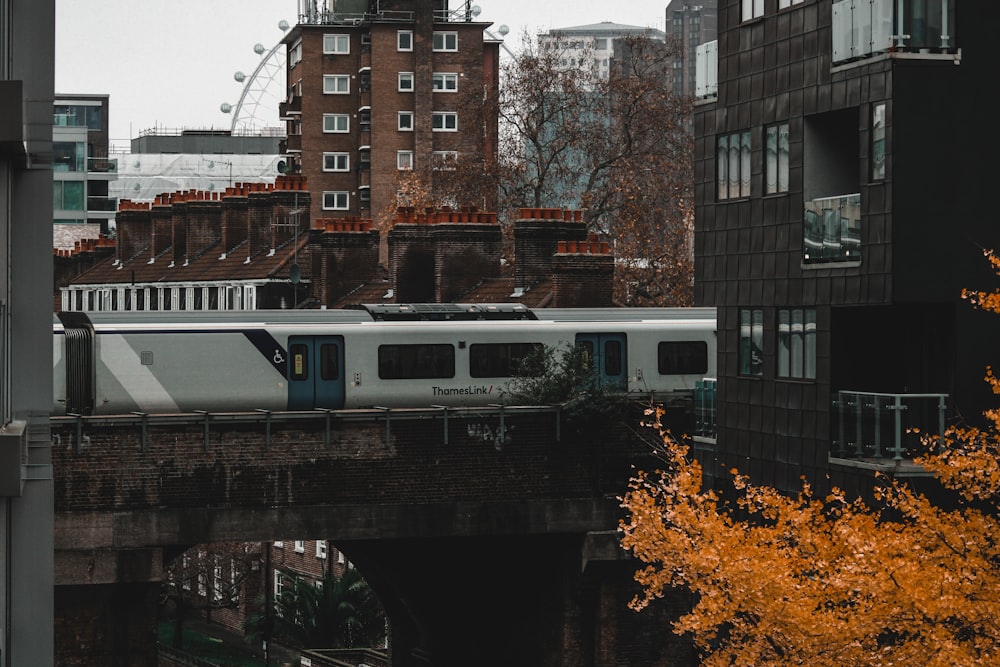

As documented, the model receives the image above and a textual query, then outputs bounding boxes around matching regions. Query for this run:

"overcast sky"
[55,1,669,148]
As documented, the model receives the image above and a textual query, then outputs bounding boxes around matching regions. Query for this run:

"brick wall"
[309,219,380,307]
[551,239,615,307]
[513,210,589,288]
[116,203,151,263]
[185,198,223,261]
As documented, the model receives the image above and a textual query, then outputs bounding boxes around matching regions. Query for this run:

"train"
[53,304,717,416]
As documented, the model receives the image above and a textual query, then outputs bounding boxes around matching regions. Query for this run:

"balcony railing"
[832,0,957,64]
[693,378,717,439]
[87,196,118,212]
[803,193,861,264]
[87,157,117,174]
[832,390,948,461]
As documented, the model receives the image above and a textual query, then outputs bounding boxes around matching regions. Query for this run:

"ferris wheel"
[220,20,290,133]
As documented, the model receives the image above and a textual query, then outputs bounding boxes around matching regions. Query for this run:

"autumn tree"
[619,251,1000,665]
[244,567,386,650]
[161,543,263,650]
[497,32,694,306]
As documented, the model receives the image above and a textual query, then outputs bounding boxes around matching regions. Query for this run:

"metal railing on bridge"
[51,404,564,454]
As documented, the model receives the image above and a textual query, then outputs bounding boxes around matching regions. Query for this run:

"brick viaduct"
[51,406,695,667]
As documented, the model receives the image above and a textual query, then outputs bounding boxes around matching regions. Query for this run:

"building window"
[739,308,764,377]
[294,540,305,553]
[432,150,458,170]
[289,39,303,67]
[359,109,371,131]
[765,123,790,194]
[323,113,350,133]
[213,557,223,602]
[741,0,764,21]
[53,181,85,211]
[778,0,804,7]
[323,33,350,54]
[397,30,413,51]
[398,111,414,131]
[433,31,458,51]
[359,187,370,203]
[322,152,350,172]
[432,72,458,92]
[398,72,414,92]
[432,112,458,132]
[717,130,751,200]
[273,570,286,613]
[397,150,414,170]
[316,540,328,559]
[777,308,817,379]
[323,191,350,210]
[872,103,886,181]
[323,75,350,94]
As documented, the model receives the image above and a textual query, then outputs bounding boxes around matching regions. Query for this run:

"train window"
[378,344,455,379]
[469,342,543,378]
[320,344,339,380]
[604,340,622,376]
[658,341,708,375]
[290,343,309,381]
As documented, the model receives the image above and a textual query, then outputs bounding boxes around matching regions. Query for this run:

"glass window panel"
[778,123,790,192]
[604,340,622,376]
[777,309,791,377]
[740,131,752,197]
[765,126,778,194]
[320,344,339,380]
[790,309,804,378]
[717,135,728,200]
[728,133,740,199]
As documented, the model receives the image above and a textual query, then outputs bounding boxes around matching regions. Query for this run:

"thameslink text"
[432,385,493,396]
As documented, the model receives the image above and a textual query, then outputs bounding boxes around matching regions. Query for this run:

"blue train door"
[575,333,628,389]
[287,336,345,410]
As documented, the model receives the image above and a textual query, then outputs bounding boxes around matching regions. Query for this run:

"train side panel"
[92,330,287,414]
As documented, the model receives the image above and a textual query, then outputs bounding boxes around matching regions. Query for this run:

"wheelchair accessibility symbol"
[273,350,285,364]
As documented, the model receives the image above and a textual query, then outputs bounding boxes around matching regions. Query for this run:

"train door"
[575,332,627,389]
[287,336,345,410]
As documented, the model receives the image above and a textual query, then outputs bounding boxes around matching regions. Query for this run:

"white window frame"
[273,541,284,548]
[322,152,351,172]
[323,74,350,94]
[398,72,414,92]
[289,39,303,67]
[397,150,414,170]
[323,33,350,54]
[433,31,458,52]
[323,191,350,210]
[294,540,305,553]
[323,113,350,133]
[213,558,223,602]
[359,186,371,203]
[398,111,414,131]
[741,0,764,20]
[432,72,458,92]
[432,150,458,170]
[316,540,328,559]
[432,111,458,132]
[397,30,413,51]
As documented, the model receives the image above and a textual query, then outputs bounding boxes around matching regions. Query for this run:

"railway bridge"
[51,405,695,667]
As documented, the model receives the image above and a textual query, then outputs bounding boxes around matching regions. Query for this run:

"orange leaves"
[620,412,1000,666]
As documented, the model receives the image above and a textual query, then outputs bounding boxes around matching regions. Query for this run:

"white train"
[53,304,717,416]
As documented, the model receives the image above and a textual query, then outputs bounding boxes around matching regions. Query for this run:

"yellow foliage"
[620,253,1000,665]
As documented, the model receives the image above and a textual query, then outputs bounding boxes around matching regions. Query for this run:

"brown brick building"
[279,0,499,226]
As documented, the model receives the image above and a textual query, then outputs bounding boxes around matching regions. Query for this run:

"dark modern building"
[693,0,997,494]
[665,0,718,97]
[279,0,499,227]
[0,0,56,664]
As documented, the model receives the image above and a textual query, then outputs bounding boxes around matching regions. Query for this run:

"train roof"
[55,304,717,328]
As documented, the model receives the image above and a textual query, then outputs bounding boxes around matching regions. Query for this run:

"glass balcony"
[832,0,957,64]
[803,193,861,264]
[87,196,118,212]
[693,378,717,439]
[832,390,948,461]
[87,157,117,174]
